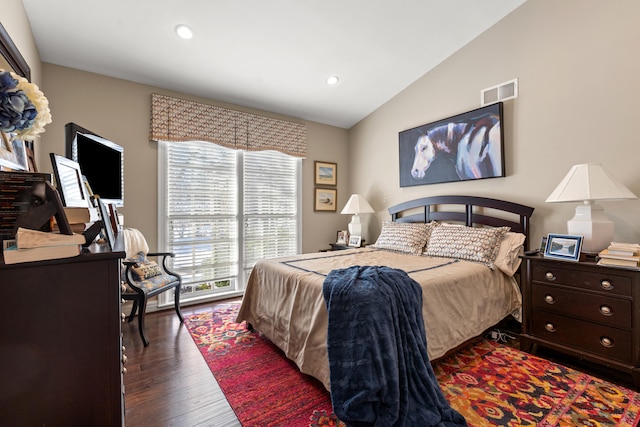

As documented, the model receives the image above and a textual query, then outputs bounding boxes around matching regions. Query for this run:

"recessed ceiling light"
[326,76,339,85]
[175,24,194,40]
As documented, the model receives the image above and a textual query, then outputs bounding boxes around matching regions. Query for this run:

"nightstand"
[321,241,368,252]
[520,254,640,387]
[329,243,350,251]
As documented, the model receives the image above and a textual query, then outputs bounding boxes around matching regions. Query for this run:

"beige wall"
[4,0,350,253]
[4,0,42,83]
[349,0,640,248]
[37,64,349,253]
[6,0,640,254]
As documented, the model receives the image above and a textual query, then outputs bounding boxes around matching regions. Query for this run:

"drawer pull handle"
[122,367,128,374]
[545,272,556,281]
[544,294,555,304]
[601,280,613,291]
[599,305,613,316]
[600,337,614,348]
[545,323,556,332]
[122,354,128,364]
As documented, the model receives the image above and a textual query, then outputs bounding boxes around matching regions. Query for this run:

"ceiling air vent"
[481,78,518,106]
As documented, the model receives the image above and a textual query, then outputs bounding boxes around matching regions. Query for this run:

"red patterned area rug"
[185,301,640,427]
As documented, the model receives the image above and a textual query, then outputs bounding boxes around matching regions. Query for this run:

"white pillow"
[494,232,526,276]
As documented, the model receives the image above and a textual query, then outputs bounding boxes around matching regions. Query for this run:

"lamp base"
[567,203,613,254]
[348,214,362,237]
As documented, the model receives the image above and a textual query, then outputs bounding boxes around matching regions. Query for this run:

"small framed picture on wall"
[314,161,337,186]
[314,188,337,212]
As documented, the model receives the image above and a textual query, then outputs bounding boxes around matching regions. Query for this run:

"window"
[158,140,301,305]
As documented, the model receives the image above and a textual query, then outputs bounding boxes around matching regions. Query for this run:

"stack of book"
[2,227,85,264]
[597,242,640,269]
[52,206,99,234]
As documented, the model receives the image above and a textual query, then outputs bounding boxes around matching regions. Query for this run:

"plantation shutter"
[164,141,239,287]
[159,141,300,304]
[243,150,299,272]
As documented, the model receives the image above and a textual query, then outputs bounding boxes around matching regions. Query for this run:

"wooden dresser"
[521,254,640,387]
[0,239,126,426]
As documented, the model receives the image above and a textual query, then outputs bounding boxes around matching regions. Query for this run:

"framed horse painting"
[398,102,505,187]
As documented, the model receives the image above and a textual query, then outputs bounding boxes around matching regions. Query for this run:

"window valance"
[150,93,307,158]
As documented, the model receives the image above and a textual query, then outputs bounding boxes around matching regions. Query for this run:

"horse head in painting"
[411,114,502,181]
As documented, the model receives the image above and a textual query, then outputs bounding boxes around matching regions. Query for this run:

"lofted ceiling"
[22,0,526,129]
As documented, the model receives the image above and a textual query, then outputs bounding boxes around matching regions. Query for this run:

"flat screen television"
[65,122,124,207]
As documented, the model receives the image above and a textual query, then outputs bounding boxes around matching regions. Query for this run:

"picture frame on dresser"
[543,233,582,261]
[0,134,29,171]
[50,153,92,208]
[96,197,116,250]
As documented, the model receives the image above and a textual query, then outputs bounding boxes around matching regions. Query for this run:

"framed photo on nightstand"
[543,233,582,261]
[539,236,548,253]
[348,235,362,247]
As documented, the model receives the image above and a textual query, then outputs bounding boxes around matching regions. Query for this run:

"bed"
[236,195,534,391]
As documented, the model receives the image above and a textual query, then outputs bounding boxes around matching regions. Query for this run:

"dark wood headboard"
[388,195,535,250]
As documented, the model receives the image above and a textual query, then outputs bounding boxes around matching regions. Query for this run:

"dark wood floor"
[122,298,243,427]
[122,300,636,426]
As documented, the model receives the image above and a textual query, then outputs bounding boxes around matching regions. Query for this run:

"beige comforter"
[236,247,521,391]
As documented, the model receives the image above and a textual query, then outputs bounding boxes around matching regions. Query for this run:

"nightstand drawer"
[532,264,632,297]
[531,310,632,363]
[532,283,631,329]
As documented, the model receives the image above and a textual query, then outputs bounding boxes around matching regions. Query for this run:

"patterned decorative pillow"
[424,226,510,268]
[372,221,435,255]
[132,261,163,280]
[125,251,163,281]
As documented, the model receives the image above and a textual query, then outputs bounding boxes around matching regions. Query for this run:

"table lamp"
[341,194,374,238]
[545,163,637,253]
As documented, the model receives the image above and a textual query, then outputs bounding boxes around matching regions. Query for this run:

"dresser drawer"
[532,264,632,296]
[532,283,631,329]
[531,310,632,363]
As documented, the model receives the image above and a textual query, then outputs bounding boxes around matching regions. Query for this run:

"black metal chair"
[122,250,183,346]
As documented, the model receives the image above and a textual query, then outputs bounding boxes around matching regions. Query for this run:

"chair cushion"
[127,272,180,294]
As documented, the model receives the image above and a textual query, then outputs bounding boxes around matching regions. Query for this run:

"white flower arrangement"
[0,69,52,140]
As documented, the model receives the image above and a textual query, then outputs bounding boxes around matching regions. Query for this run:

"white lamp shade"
[545,163,637,203]
[340,194,374,215]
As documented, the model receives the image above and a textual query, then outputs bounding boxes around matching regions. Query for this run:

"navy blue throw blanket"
[322,266,467,427]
